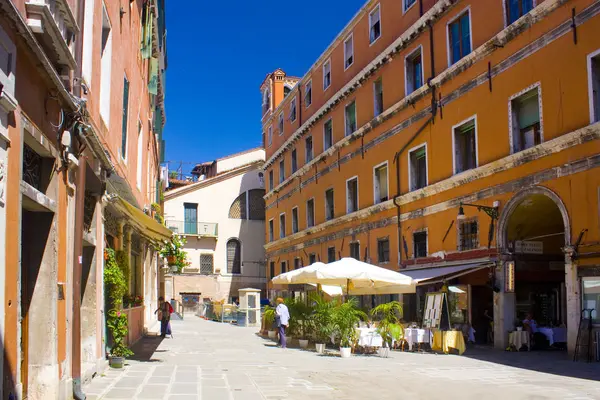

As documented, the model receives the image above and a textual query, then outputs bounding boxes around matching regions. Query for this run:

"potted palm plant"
[334,298,367,358]
[263,305,277,339]
[370,301,404,357]
[310,293,336,354]
[296,300,314,349]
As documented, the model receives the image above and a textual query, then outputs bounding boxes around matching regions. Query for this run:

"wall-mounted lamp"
[457,201,500,248]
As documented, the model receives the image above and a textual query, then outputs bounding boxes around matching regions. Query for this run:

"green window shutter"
[121,77,130,158]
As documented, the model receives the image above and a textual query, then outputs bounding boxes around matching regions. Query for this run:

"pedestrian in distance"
[275,297,290,349]
[155,296,173,338]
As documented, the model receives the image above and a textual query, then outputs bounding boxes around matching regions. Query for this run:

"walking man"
[275,298,289,349]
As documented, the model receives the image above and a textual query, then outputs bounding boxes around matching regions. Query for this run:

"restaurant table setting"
[508,330,530,351]
[431,330,466,355]
[404,328,432,351]
[538,327,567,346]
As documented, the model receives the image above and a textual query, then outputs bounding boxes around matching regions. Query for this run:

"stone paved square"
[84,318,600,399]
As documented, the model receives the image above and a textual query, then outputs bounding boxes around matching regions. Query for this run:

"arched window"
[228,192,247,219]
[248,189,266,220]
[226,239,241,274]
[262,88,270,114]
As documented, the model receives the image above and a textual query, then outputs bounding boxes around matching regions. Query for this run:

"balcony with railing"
[165,220,218,238]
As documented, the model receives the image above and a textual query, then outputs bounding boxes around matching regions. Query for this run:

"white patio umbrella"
[271,258,415,295]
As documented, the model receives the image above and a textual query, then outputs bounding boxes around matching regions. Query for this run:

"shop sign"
[505,261,515,293]
[515,240,543,254]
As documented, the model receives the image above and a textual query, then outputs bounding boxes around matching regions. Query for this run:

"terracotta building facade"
[261,0,600,354]
[0,0,168,399]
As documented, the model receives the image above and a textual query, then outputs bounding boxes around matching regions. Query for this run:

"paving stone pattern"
[84,318,600,400]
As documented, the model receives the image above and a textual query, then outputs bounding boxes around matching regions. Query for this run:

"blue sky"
[163,0,365,174]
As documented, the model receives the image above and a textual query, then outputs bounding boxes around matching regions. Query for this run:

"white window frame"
[507,82,544,154]
[291,206,299,234]
[373,161,389,205]
[344,100,357,136]
[405,45,424,97]
[290,96,297,122]
[305,135,314,163]
[451,115,479,175]
[413,228,429,259]
[325,187,335,221]
[369,4,382,46]
[587,48,600,124]
[306,197,315,228]
[345,176,359,214]
[267,125,273,147]
[278,113,284,136]
[403,0,418,14]
[279,158,285,183]
[268,218,274,242]
[323,59,332,90]
[407,143,428,192]
[377,236,391,264]
[503,0,537,28]
[446,6,473,68]
[344,33,354,70]
[279,212,286,239]
[373,78,383,117]
[305,79,312,108]
[323,118,333,150]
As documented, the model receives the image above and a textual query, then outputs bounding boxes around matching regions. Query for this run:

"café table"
[356,327,384,348]
[538,327,567,346]
[508,330,530,351]
[432,330,466,355]
[404,328,432,351]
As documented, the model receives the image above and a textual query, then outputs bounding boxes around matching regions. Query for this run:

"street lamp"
[456,201,500,248]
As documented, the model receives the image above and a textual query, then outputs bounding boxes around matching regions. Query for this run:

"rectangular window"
[406,46,423,95]
[99,3,112,125]
[323,119,333,150]
[344,34,354,69]
[409,145,427,191]
[369,5,381,44]
[291,149,298,173]
[269,219,274,242]
[510,86,542,153]
[289,97,297,122]
[448,11,471,66]
[458,219,479,251]
[268,170,274,191]
[81,0,95,86]
[346,177,358,213]
[325,188,335,221]
[294,258,301,270]
[373,79,383,117]
[268,125,273,146]
[121,76,130,159]
[413,231,428,258]
[279,159,285,183]
[590,51,600,123]
[345,101,357,136]
[506,0,534,25]
[377,237,390,263]
[403,0,417,13]
[309,253,317,265]
[453,118,477,174]
[327,247,336,263]
[292,207,299,234]
[270,261,275,278]
[184,203,198,235]
[305,80,312,107]
[582,278,600,325]
[136,120,143,189]
[278,113,284,135]
[323,59,331,90]
[305,136,313,163]
[279,213,286,239]
[281,261,287,274]
[200,254,214,275]
[350,242,360,260]
[307,198,315,228]
[374,163,389,204]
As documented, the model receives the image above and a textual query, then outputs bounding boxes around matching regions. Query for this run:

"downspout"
[72,0,87,399]
[393,21,436,268]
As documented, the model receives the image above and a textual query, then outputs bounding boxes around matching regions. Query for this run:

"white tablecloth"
[356,328,384,347]
[538,327,567,346]
[404,328,432,351]
[509,330,530,350]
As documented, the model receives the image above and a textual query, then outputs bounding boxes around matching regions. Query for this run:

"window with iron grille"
[226,239,241,274]
[458,219,479,251]
[413,231,428,258]
[350,242,360,260]
[200,254,214,275]
[228,192,247,219]
[377,237,390,263]
[327,247,336,263]
[248,189,266,220]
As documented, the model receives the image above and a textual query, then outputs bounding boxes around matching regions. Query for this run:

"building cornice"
[263,0,584,203]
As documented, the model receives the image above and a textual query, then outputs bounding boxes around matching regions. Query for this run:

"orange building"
[261,0,600,353]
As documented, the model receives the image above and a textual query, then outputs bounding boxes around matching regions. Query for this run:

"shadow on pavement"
[462,346,600,381]
[127,335,165,362]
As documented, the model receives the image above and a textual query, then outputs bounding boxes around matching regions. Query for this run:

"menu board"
[423,292,451,330]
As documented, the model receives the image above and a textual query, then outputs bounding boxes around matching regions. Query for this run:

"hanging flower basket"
[166,255,177,265]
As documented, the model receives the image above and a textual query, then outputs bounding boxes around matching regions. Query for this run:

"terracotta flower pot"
[166,255,176,265]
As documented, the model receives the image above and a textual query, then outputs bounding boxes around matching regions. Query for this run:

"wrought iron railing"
[165,220,218,237]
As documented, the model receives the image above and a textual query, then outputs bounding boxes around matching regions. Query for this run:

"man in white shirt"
[275,298,290,349]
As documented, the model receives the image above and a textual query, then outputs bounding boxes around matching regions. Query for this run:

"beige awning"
[113,197,172,242]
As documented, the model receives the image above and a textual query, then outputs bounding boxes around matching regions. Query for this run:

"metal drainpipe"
[72,0,87,398]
